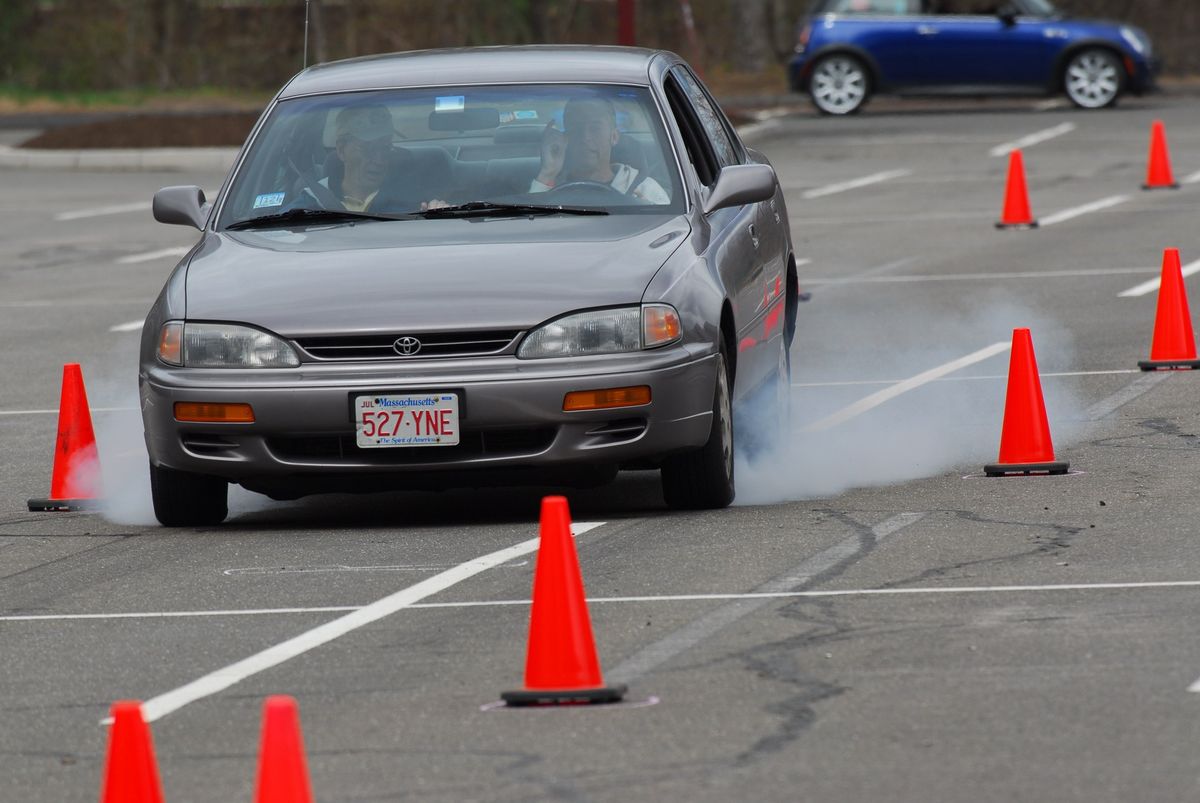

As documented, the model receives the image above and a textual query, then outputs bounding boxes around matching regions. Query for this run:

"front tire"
[809,54,871,116]
[661,344,735,510]
[150,463,229,527]
[1063,48,1123,109]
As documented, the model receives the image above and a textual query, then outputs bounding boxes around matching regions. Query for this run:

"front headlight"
[517,304,682,359]
[158,321,300,368]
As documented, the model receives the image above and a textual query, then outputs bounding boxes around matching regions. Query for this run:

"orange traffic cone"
[1143,120,1179,190]
[1138,248,1200,370]
[984,328,1069,476]
[27,363,102,511]
[99,701,165,803]
[501,496,626,706]
[996,149,1038,229]
[254,696,314,803]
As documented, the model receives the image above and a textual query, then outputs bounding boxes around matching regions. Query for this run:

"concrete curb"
[0,144,238,173]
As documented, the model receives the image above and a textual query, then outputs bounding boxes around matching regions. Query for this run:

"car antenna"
[302,0,311,69]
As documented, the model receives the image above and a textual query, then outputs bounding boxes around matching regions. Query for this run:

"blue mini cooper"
[788,0,1157,114]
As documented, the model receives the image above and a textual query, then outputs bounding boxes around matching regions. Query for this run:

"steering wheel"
[544,180,628,199]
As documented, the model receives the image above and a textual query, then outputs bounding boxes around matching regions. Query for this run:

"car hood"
[185,214,690,337]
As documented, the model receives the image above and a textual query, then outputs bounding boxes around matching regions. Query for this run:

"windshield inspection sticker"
[253,192,286,209]
[435,95,465,112]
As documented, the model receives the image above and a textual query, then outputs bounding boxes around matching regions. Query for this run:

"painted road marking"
[802,169,913,200]
[118,521,606,723]
[109,320,145,333]
[1183,170,1200,185]
[0,406,137,417]
[1040,194,1130,227]
[1118,258,1200,298]
[1084,371,1173,421]
[605,512,926,685]
[803,267,1154,286]
[803,342,1010,433]
[223,561,528,576]
[989,122,1076,158]
[116,246,190,265]
[23,576,1200,624]
[55,201,152,221]
[1033,99,1068,111]
[793,368,1138,389]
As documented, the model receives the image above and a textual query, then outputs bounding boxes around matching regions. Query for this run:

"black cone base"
[27,498,101,512]
[502,683,627,707]
[995,221,1039,230]
[1142,184,1180,190]
[1138,358,1200,371]
[984,461,1070,477]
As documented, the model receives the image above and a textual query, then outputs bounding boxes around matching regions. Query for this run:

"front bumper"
[141,346,717,495]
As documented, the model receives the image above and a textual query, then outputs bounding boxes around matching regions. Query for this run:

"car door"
[916,0,1060,86]
[664,66,776,394]
[827,0,932,87]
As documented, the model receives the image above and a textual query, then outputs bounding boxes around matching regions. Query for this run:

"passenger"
[323,106,448,212]
[532,96,670,204]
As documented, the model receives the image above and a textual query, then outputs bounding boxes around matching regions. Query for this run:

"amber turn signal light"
[174,402,255,423]
[563,386,651,412]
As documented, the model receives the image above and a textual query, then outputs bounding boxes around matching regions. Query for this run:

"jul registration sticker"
[354,393,460,448]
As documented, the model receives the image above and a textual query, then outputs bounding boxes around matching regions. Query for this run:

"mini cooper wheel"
[150,463,229,527]
[661,343,735,510]
[809,54,871,116]
[1064,48,1123,109]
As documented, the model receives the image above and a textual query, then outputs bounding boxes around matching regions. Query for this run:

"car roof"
[279,46,670,98]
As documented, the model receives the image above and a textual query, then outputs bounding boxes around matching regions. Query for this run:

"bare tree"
[731,0,769,72]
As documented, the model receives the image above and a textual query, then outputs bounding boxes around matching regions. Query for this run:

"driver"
[531,96,670,204]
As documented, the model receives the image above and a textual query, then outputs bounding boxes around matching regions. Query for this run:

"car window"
[669,67,741,170]
[827,0,919,13]
[924,0,1006,14]
[217,84,684,228]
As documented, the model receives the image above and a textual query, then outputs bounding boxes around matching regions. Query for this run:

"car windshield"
[218,83,684,229]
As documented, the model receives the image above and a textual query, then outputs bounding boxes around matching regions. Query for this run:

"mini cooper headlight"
[159,321,300,368]
[517,304,682,359]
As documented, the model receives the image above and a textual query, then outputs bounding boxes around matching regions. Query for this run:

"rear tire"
[150,463,229,527]
[661,344,735,510]
[809,54,871,116]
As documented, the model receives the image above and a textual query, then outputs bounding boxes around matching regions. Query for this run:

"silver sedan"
[141,46,799,526]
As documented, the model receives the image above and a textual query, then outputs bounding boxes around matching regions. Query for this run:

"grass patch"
[0,86,271,114]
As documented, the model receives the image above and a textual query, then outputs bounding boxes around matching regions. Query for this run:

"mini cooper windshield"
[220,83,685,229]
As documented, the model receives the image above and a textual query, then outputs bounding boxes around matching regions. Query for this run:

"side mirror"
[153,185,210,230]
[997,3,1018,26]
[703,163,777,215]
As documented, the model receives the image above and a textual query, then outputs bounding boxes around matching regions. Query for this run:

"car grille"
[294,330,522,361]
[266,427,555,465]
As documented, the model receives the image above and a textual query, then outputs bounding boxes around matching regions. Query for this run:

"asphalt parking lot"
[5,93,1200,801]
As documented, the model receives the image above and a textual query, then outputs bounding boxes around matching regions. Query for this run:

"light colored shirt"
[530,163,670,205]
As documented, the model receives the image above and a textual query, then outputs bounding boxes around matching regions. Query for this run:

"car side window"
[669,66,741,171]
[664,74,719,188]
[830,0,919,13]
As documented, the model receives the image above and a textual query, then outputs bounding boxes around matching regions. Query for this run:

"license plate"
[354,393,460,448]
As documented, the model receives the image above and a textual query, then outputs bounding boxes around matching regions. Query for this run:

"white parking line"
[804,267,1154,286]
[109,320,145,333]
[1183,170,1200,185]
[606,512,927,686]
[0,406,137,417]
[989,122,1076,158]
[1118,258,1200,298]
[1033,99,1068,112]
[1040,195,1130,227]
[793,368,1138,389]
[115,247,190,265]
[802,169,913,200]
[120,521,605,723]
[16,576,1200,624]
[55,201,152,221]
[802,342,1010,432]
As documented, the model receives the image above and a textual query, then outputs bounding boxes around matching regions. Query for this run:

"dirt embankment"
[20,112,260,149]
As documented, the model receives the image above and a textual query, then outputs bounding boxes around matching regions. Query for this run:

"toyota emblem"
[393,336,422,356]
